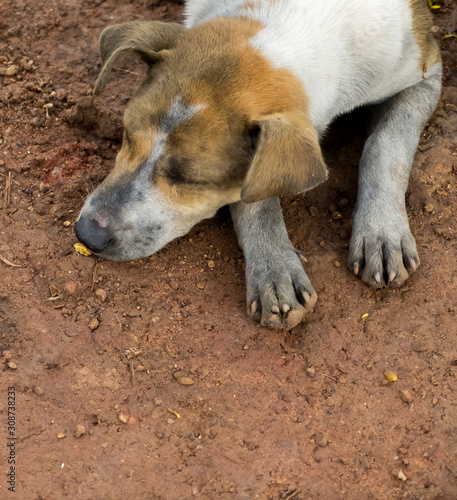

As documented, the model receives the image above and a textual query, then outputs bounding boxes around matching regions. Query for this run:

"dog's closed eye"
[166,157,209,187]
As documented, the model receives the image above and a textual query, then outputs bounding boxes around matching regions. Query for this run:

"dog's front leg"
[348,66,442,287]
[230,197,317,329]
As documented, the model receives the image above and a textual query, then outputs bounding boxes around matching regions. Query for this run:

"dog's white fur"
[185,0,439,133]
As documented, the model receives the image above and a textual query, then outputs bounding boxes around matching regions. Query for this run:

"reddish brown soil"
[1,1,457,499]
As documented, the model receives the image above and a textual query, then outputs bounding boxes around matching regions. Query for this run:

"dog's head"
[75,20,327,261]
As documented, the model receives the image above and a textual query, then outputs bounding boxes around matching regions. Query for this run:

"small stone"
[7,362,17,370]
[35,98,46,109]
[177,377,195,386]
[423,203,434,213]
[57,432,66,439]
[314,433,328,447]
[196,283,206,290]
[173,371,187,380]
[332,211,343,220]
[308,206,318,217]
[398,470,407,482]
[333,260,342,268]
[400,390,413,404]
[95,288,107,302]
[306,366,316,378]
[88,317,99,331]
[34,386,44,396]
[136,365,144,372]
[118,413,128,424]
[2,350,12,361]
[7,26,21,37]
[56,88,68,101]
[63,220,71,227]
[432,396,439,406]
[207,260,215,269]
[338,198,349,208]
[75,425,86,438]
[30,116,45,127]
[0,65,18,76]
[64,282,77,295]
[39,182,50,193]
[421,425,430,434]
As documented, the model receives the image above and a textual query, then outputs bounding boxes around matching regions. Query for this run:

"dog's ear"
[241,112,327,203]
[94,21,186,95]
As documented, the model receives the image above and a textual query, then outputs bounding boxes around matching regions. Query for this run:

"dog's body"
[75,0,442,328]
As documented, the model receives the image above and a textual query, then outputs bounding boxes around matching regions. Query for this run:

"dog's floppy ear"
[94,21,186,95]
[241,112,327,203]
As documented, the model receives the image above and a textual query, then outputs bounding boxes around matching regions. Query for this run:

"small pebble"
[64,282,77,295]
[63,220,71,227]
[57,432,66,439]
[88,317,99,331]
[423,203,434,213]
[333,260,342,268]
[7,361,17,370]
[207,260,215,269]
[398,470,407,482]
[308,206,318,217]
[177,377,195,386]
[306,366,316,378]
[196,283,206,290]
[39,182,50,193]
[0,65,18,76]
[118,413,128,424]
[95,288,107,302]
[332,212,343,221]
[34,386,44,396]
[35,98,46,109]
[30,116,45,127]
[338,198,349,208]
[421,425,430,434]
[75,425,86,438]
[400,390,413,404]
[56,88,68,101]
[314,433,328,447]
[2,350,12,361]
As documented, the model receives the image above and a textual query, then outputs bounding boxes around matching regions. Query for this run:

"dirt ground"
[1,1,457,498]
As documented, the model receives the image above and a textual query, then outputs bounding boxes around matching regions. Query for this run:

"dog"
[75,0,442,329]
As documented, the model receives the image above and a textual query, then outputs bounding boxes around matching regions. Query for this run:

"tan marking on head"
[410,0,441,71]
[97,17,326,212]
[152,17,325,205]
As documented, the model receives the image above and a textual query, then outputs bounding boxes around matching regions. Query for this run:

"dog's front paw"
[246,250,317,329]
[348,215,419,288]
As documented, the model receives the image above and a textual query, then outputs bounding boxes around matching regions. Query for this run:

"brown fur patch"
[410,0,441,70]
[97,17,326,214]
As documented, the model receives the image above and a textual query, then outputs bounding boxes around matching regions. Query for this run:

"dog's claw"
[374,272,381,283]
[282,304,291,314]
[250,301,258,314]
[271,305,280,314]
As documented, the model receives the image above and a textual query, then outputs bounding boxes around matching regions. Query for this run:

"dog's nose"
[74,216,115,253]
